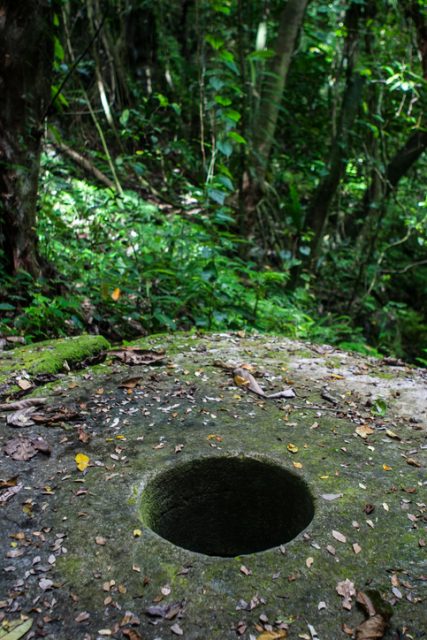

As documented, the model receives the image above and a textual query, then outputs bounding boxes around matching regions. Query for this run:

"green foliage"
[0,156,379,353]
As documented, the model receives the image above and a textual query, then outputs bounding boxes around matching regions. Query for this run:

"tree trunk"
[253,0,310,183]
[0,0,54,276]
[303,1,367,262]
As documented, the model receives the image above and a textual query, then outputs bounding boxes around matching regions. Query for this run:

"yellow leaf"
[287,443,299,454]
[292,461,303,469]
[257,631,288,640]
[383,464,392,471]
[75,453,90,472]
[133,529,142,538]
[385,429,400,440]
[111,287,121,301]
[233,374,250,387]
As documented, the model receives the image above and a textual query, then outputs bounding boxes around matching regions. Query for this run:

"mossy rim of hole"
[139,456,315,557]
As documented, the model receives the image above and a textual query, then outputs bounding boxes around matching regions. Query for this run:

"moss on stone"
[0,334,110,382]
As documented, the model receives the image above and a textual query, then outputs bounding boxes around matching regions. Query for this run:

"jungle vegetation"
[0,0,426,364]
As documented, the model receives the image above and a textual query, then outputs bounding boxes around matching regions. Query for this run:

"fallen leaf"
[355,591,391,639]
[385,430,401,441]
[109,348,166,366]
[287,443,299,454]
[207,434,223,442]
[382,464,392,471]
[355,425,375,439]
[95,536,107,545]
[39,578,53,591]
[122,630,142,640]
[406,458,421,468]
[292,461,303,469]
[0,482,23,505]
[16,378,32,391]
[332,530,347,543]
[342,623,354,636]
[336,579,356,610]
[118,377,143,389]
[240,565,252,576]
[120,612,140,627]
[75,611,90,623]
[75,453,90,472]
[257,631,287,639]
[6,407,36,427]
[321,493,343,501]
[170,623,183,636]
[353,543,362,554]
[306,557,314,568]
[0,618,33,640]
[4,435,50,461]
[78,426,90,443]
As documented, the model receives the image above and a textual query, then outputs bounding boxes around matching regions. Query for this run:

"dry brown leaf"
[355,613,386,639]
[336,579,356,610]
[118,377,143,389]
[240,564,252,576]
[0,482,23,504]
[6,407,36,427]
[122,630,143,640]
[17,378,33,391]
[355,425,375,439]
[332,530,347,543]
[4,436,51,461]
[385,430,401,441]
[109,348,166,366]
[257,631,288,639]
[232,367,295,399]
[406,458,421,468]
[75,611,90,623]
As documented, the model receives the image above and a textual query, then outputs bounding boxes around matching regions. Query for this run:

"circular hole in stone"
[140,456,314,557]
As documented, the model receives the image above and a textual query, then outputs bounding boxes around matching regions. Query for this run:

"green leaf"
[223,109,241,123]
[207,188,227,205]
[0,619,33,640]
[205,35,224,50]
[120,109,130,126]
[372,399,387,416]
[0,303,15,311]
[217,175,234,190]
[228,131,247,144]
[217,139,233,157]
[247,49,276,61]
[214,96,232,106]
[54,36,64,62]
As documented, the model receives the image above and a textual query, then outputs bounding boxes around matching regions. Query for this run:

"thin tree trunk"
[303,1,366,262]
[253,0,310,182]
[0,0,54,276]
[241,0,310,238]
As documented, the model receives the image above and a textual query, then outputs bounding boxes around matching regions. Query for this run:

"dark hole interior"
[140,456,315,557]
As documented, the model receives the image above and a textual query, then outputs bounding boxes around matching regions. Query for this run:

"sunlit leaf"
[75,453,90,472]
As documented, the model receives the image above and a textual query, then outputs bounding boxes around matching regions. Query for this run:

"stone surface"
[0,332,426,640]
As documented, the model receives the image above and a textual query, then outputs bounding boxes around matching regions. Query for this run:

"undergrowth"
[0,156,378,356]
